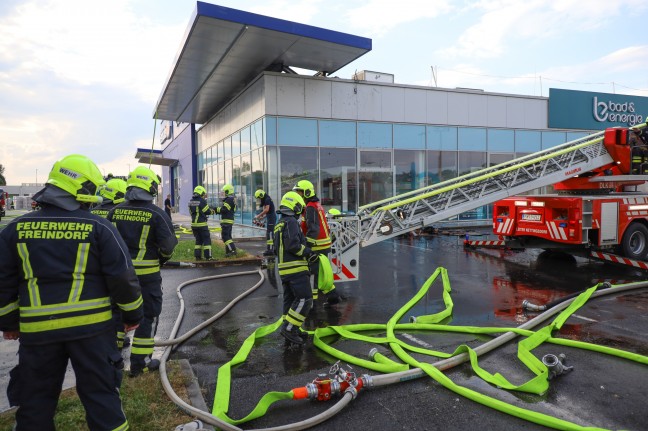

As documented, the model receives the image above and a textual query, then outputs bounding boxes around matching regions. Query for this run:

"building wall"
[263,72,547,129]
[162,124,194,215]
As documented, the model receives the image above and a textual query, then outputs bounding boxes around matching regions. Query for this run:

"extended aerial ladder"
[329,129,623,282]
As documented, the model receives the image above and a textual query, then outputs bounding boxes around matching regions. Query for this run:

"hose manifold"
[522,299,547,312]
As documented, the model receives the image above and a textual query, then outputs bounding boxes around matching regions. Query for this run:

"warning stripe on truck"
[590,251,648,270]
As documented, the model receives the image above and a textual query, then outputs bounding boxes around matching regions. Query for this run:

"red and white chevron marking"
[545,220,568,240]
[464,240,506,248]
[590,251,648,270]
[494,218,514,235]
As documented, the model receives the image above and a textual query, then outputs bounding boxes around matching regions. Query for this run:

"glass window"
[232,132,241,157]
[542,131,567,149]
[358,122,392,148]
[278,118,317,146]
[489,153,515,167]
[488,129,514,152]
[265,116,277,145]
[427,126,457,151]
[223,137,231,160]
[458,151,487,176]
[394,124,425,149]
[358,150,393,206]
[240,126,251,154]
[566,131,589,142]
[279,147,318,196]
[251,120,263,149]
[458,128,486,151]
[395,150,425,195]
[251,149,265,200]
[239,153,252,224]
[267,147,279,202]
[515,130,541,154]
[231,156,241,193]
[426,151,457,184]
[320,120,356,147]
[320,148,357,213]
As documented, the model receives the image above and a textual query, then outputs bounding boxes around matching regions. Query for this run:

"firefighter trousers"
[191,226,212,259]
[129,273,163,371]
[14,329,127,431]
[221,223,236,254]
[281,272,313,330]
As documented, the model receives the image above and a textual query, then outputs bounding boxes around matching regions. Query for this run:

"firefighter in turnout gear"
[189,185,215,260]
[293,180,340,305]
[91,178,127,218]
[108,166,178,377]
[274,191,315,345]
[0,154,143,431]
[214,184,237,256]
[253,189,276,254]
[91,177,132,349]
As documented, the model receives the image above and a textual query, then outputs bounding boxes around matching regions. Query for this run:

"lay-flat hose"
[157,268,648,431]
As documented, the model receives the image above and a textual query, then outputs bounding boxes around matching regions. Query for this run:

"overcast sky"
[1,0,647,185]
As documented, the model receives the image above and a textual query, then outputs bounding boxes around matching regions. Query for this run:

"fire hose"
[156,267,648,431]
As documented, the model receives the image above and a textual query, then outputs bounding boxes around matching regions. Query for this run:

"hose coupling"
[522,299,546,312]
[345,385,359,399]
[368,348,379,359]
[542,353,573,380]
[360,374,373,389]
[409,316,417,323]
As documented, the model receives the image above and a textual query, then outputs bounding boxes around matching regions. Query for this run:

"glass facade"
[196,116,590,223]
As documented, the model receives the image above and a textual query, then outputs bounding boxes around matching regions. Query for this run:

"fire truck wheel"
[620,223,648,261]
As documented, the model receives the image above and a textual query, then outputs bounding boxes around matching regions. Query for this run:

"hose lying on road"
[156,267,648,431]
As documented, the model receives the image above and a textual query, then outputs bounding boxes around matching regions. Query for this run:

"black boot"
[280,322,304,345]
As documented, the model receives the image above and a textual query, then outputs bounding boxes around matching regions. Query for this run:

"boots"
[280,322,304,345]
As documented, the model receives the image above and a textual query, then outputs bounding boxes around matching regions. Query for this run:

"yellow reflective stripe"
[220,220,234,224]
[278,267,309,276]
[287,308,306,322]
[117,295,143,312]
[20,310,112,333]
[131,337,155,355]
[285,314,302,326]
[132,259,158,266]
[278,261,307,269]
[135,266,160,275]
[191,222,208,227]
[224,239,233,245]
[0,300,19,317]
[224,203,232,210]
[17,243,40,307]
[295,244,306,256]
[20,297,111,317]
[135,225,150,262]
[69,243,90,303]
[112,420,129,431]
[201,204,211,214]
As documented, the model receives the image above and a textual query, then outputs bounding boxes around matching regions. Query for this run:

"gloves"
[307,252,319,264]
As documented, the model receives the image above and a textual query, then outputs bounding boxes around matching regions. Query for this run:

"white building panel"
[506,97,526,128]
[426,90,448,124]
[404,88,427,124]
[447,92,470,125]
[331,81,359,120]
[487,96,507,127]
[264,74,278,116]
[467,93,488,126]
[305,79,332,118]
[276,76,305,117]
[524,98,548,129]
[381,86,405,122]
[357,84,382,121]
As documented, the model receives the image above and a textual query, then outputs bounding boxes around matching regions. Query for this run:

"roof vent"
[352,70,394,83]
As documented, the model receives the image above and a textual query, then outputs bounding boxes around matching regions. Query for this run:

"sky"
[1,0,647,186]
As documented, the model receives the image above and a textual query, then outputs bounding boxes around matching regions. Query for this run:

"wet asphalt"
[159,231,647,431]
[1,211,647,430]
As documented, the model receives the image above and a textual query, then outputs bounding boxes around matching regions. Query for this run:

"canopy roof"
[154,2,371,124]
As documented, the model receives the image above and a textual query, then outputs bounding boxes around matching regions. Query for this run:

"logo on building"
[593,97,644,126]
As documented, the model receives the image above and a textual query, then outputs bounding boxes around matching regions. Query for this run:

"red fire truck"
[0,188,7,221]
[488,127,648,264]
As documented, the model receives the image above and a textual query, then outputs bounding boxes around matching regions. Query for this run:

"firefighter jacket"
[0,200,143,345]
[215,195,236,224]
[274,212,311,277]
[188,194,213,228]
[259,194,277,225]
[301,197,332,251]
[90,200,116,219]
[107,189,178,277]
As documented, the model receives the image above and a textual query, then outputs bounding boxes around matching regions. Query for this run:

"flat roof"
[154,2,371,124]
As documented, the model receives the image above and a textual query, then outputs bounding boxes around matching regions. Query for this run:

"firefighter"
[91,178,127,218]
[214,184,237,257]
[274,191,315,345]
[91,177,131,349]
[253,189,276,254]
[293,180,341,305]
[188,185,215,260]
[631,126,648,174]
[108,166,178,377]
[0,154,143,430]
